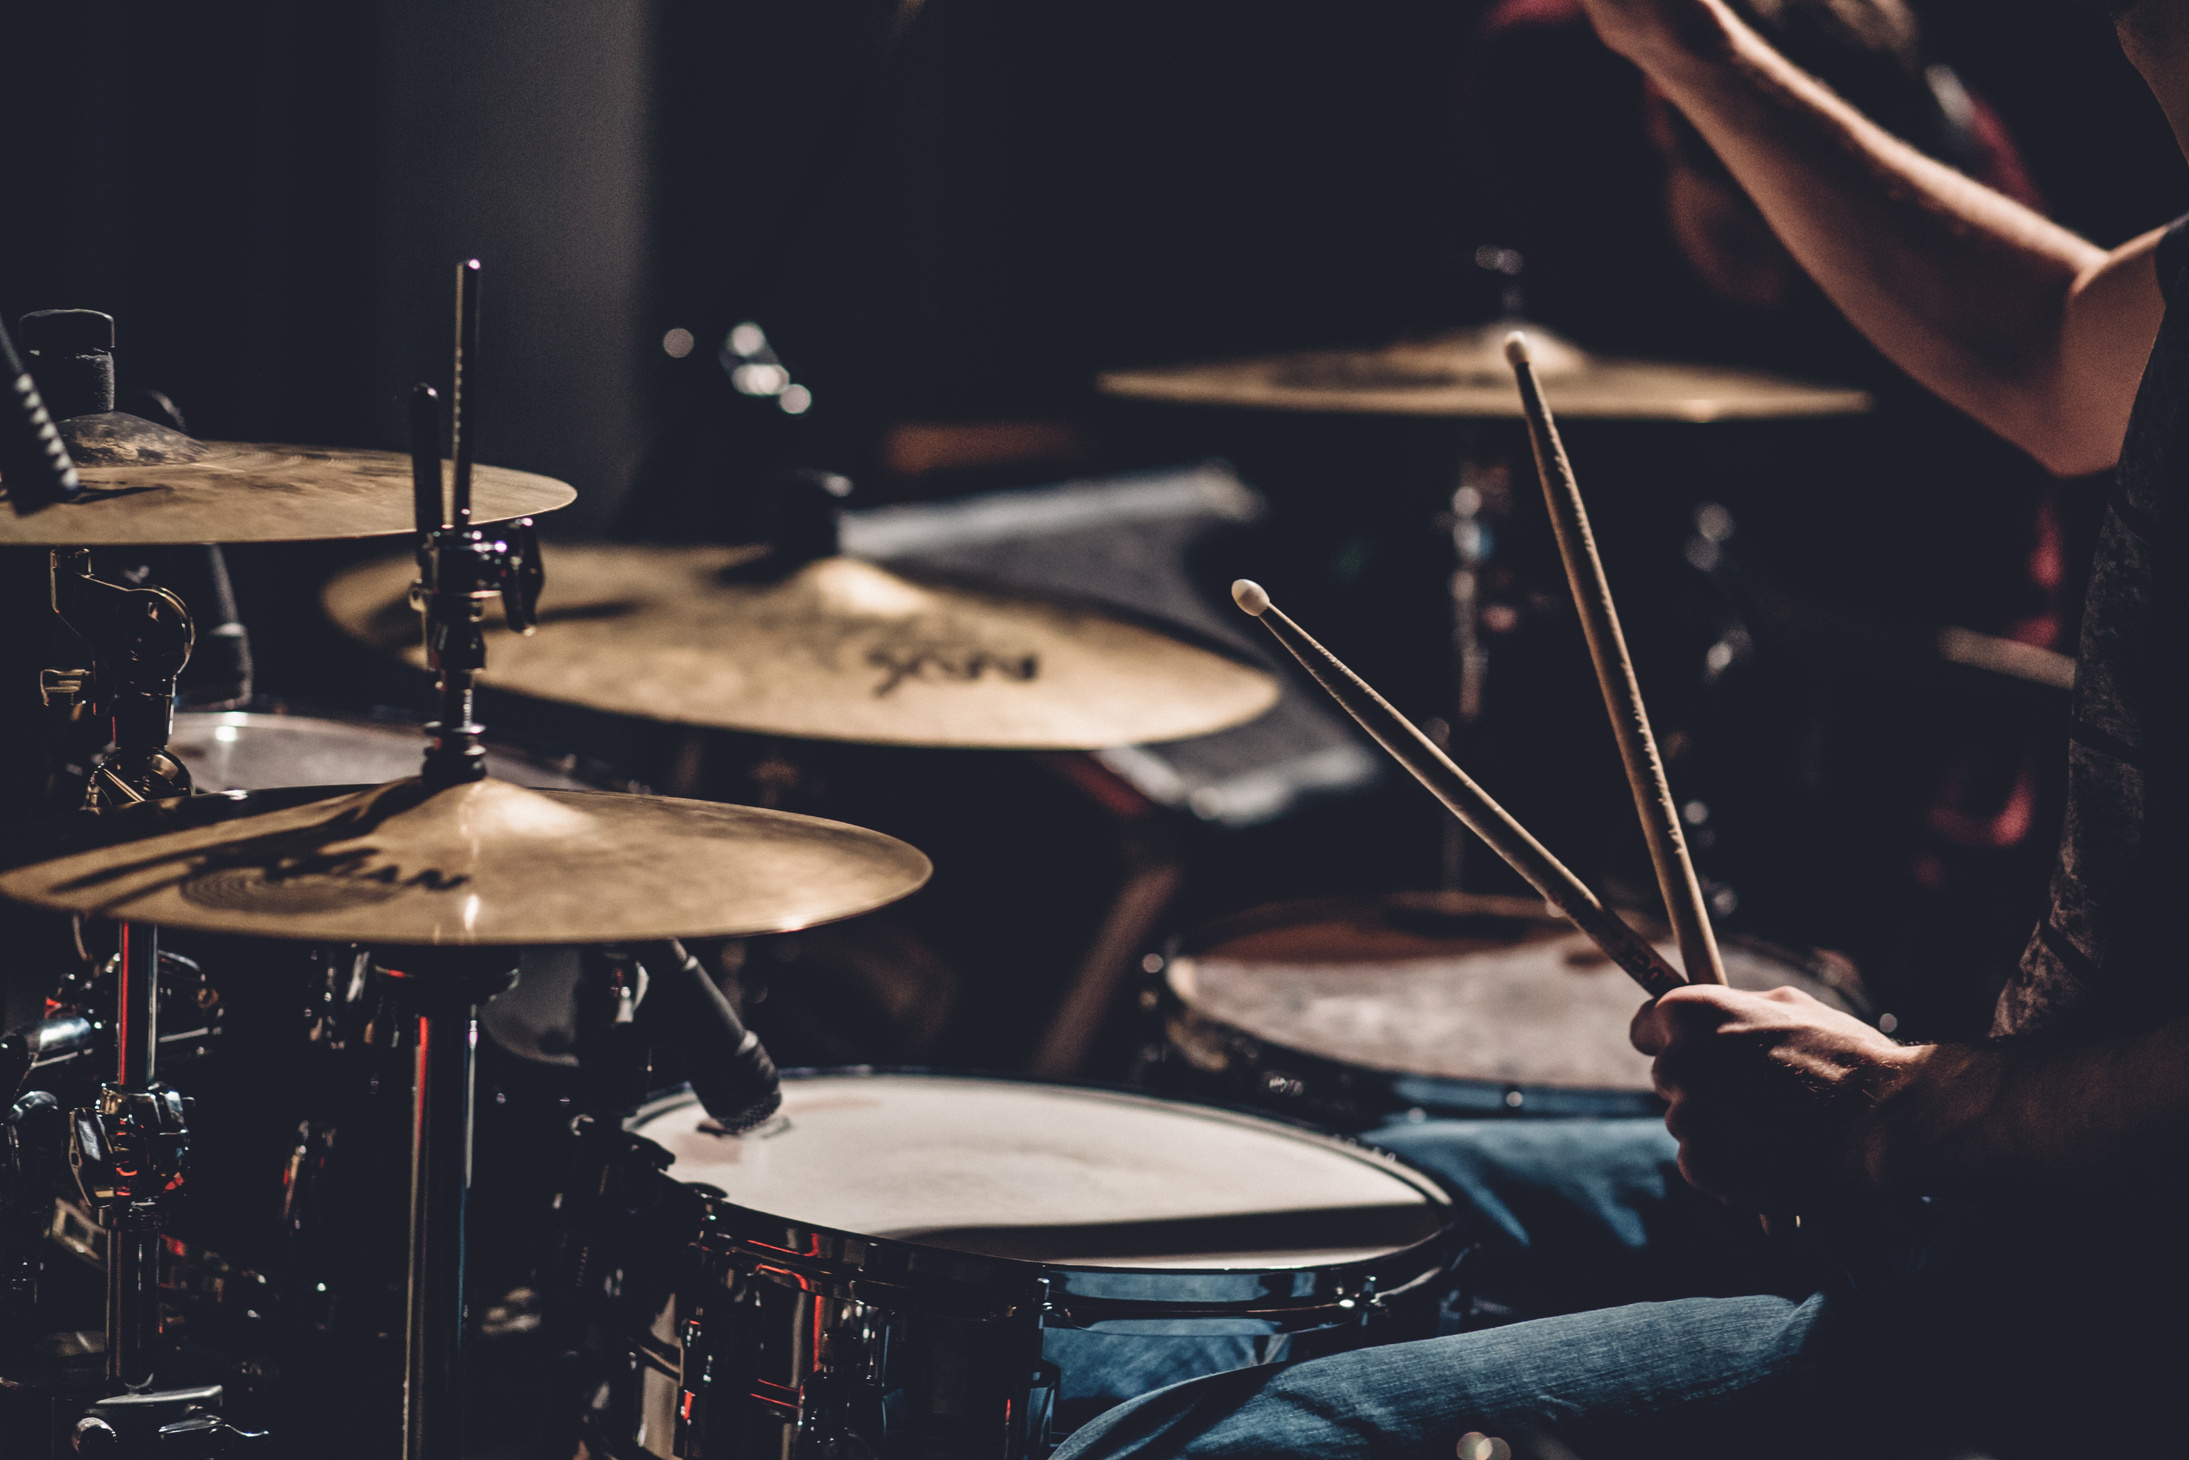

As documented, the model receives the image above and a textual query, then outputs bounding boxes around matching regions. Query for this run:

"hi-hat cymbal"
[0,413,576,545]
[1099,322,1872,423]
[0,776,931,946]
[322,545,1281,749]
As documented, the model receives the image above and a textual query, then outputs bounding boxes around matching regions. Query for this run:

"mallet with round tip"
[1231,579,1683,999]
[1505,331,1727,986]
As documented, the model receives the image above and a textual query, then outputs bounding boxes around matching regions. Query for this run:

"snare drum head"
[169,708,601,792]
[635,1072,1446,1270]
[1172,895,1861,1096]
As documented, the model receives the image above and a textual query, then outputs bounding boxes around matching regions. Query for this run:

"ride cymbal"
[1099,321,1872,423]
[323,544,1281,749]
[0,777,932,946]
[0,413,575,545]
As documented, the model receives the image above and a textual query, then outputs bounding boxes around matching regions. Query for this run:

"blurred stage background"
[4,0,2187,1068]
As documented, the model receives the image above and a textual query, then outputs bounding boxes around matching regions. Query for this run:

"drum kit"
[0,273,1901,1460]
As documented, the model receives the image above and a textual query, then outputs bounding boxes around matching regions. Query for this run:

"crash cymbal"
[0,413,575,545]
[322,544,1281,749]
[0,776,931,945]
[1099,321,1872,423]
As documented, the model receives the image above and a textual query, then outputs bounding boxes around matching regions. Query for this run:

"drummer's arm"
[1863,1014,2189,1198]
[1575,0,2164,475]
[1633,986,2189,1202]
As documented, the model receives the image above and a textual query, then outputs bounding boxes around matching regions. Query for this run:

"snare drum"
[571,1071,1457,1459]
[1143,893,1869,1127]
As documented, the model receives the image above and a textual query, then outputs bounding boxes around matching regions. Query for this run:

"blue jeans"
[1049,1118,2189,1460]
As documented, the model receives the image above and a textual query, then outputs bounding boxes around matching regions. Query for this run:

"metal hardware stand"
[1441,426,1492,892]
[395,258,541,1460]
[10,309,266,1453]
[393,953,516,1460]
[43,545,201,1396]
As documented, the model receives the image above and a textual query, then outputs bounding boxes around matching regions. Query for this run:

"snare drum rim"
[628,1067,1460,1326]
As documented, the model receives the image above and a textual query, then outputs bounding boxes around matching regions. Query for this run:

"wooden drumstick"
[1506,332,1727,987]
[1232,580,1684,999]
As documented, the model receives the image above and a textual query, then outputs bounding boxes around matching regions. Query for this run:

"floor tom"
[1143,893,1869,1127]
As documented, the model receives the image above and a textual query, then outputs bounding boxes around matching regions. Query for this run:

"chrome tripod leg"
[395,954,517,1460]
[71,921,187,1394]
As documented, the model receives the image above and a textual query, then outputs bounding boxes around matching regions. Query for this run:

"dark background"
[6,0,2179,524]
[2,0,2186,1051]
[6,11,2187,1449]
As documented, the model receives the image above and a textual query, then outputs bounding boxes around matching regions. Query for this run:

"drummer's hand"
[1630,985,1920,1209]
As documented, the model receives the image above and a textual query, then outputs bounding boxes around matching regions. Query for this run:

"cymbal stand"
[1435,249,1528,892]
[69,923,188,1397]
[1440,428,1492,892]
[387,952,516,1460]
[407,270,541,794]
[10,314,263,1453]
[45,548,196,809]
[29,310,193,811]
[395,259,539,1460]
[41,548,199,1402]
[411,496,541,787]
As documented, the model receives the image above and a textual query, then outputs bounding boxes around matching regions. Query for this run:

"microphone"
[636,939,782,1132]
[179,546,254,709]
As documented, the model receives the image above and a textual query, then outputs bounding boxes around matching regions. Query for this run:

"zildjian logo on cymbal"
[179,847,471,914]
[866,644,1039,696]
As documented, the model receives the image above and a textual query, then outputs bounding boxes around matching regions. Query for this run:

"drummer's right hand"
[1630,983,1920,1209]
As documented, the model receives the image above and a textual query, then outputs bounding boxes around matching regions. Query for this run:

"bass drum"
[1140,893,1871,1128]
[570,1071,1459,1459]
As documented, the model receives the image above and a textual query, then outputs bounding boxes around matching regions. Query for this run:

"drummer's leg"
[1364,1118,1805,1319]
[1048,1288,1853,1460]
[1051,1193,2189,1460]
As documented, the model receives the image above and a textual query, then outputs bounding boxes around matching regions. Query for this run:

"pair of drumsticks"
[1232,333,1726,997]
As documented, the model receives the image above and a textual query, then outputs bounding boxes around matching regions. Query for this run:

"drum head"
[1172,894,1864,1097]
[635,1072,1446,1270]
[168,708,605,792]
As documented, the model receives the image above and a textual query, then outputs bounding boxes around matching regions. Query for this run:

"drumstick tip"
[1231,579,1271,616]
[1504,331,1531,368]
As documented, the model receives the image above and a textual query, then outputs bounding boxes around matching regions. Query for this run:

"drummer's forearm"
[1861,1015,2189,1198]
[1600,0,2144,474]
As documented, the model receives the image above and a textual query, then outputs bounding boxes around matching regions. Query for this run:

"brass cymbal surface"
[0,413,575,545]
[1099,322,1873,423]
[323,544,1281,749]
[0,777,932,946]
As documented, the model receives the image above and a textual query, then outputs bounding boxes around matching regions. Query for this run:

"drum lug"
[793,1297,891,1460]
[1023,1359,1062,1456]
